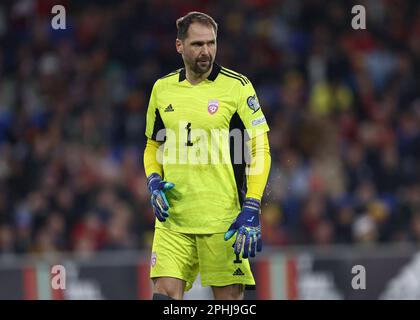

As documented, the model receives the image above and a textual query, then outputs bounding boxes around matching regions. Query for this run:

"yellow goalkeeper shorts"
[150,227,256,291]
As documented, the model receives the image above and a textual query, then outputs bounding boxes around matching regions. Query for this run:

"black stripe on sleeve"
[160,70,180,80]
[220,70,246,86]
[151,109,166,141]
[221,68,249,84]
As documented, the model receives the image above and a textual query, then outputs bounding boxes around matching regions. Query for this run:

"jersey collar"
[178,63,221,82]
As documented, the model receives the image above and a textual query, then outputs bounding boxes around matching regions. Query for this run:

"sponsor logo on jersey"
[164,104,174,112]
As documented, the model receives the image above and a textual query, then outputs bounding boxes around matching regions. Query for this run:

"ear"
[175,38,183,54]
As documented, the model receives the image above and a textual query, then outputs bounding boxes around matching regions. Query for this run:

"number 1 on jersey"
[185,122,193,146]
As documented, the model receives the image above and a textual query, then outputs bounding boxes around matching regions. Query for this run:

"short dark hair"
[176,11,218,40]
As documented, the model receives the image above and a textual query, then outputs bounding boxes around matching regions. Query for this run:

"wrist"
[147,173,162,193]
[243,198,261,214]
[245,192,262,201]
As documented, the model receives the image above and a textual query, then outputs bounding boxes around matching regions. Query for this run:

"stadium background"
[0,0,419,299]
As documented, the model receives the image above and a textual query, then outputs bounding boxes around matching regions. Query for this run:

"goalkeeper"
[144,11,271,300]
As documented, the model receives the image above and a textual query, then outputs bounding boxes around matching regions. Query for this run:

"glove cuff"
[147,173,162,193]
[243,198,261,213]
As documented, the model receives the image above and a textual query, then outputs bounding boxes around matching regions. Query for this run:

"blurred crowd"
[0,0,419,256]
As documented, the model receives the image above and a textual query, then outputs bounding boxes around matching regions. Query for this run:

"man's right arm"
[144,138,163,178]
[144,80,164,177]
[144,80,174,222]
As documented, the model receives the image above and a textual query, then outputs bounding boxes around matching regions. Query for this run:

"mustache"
[196,56,211,62]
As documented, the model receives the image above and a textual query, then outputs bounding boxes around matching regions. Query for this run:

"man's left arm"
[144,81,174,222]
[224,78,271,258]
[245,133,271,201]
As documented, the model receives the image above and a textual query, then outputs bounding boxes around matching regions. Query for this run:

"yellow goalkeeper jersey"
[145,63,270,234]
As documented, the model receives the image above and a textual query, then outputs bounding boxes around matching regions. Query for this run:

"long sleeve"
[144,138,163,178]
[245,132,271,201]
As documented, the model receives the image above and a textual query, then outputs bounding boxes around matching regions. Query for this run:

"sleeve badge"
[247,95,260,113]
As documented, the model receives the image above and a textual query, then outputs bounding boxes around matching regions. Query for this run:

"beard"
[189,55,213,74]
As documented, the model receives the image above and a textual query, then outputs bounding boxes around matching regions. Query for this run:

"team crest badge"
[208,100,219,115]
[151,252,157,267]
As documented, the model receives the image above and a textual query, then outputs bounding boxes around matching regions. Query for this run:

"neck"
[185,65,213,85]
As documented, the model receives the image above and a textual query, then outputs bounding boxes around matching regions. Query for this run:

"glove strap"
[147,173,162,193]
[243,198,261,212]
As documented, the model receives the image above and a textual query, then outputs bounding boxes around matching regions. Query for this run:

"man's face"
[176,22,217,74]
